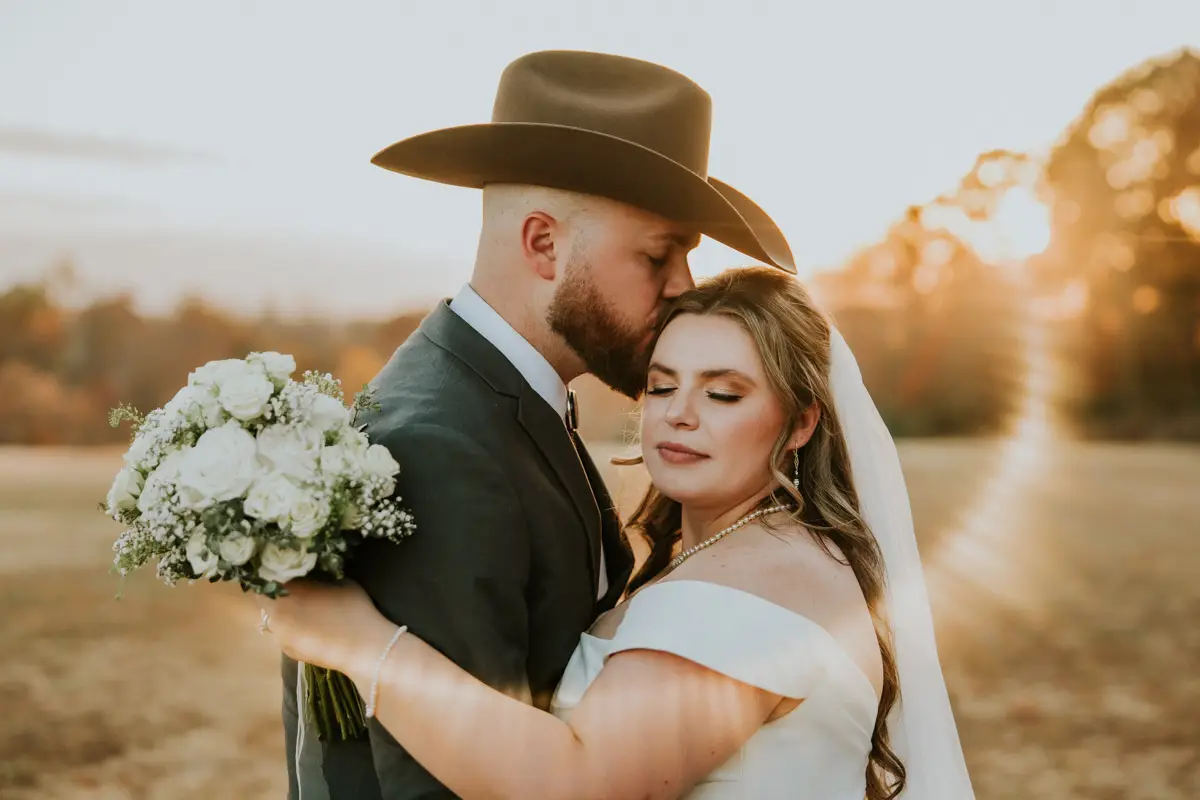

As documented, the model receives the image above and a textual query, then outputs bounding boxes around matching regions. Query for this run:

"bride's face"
[641,313,786,508]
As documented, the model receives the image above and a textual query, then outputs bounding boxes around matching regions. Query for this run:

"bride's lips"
[655,442,709,465]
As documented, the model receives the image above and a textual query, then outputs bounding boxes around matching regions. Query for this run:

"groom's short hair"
[481,183,597,229]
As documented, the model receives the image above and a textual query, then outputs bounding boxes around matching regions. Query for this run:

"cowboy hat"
[371,50,796,273]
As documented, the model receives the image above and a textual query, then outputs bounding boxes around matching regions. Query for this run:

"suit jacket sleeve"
[353,421,533,799]
[280,650,301,800]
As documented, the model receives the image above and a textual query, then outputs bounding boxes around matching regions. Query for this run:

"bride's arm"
[348,626,776,800]
[262,582,779,800]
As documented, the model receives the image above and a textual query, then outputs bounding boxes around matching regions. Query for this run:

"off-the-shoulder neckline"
[585,579,881,706]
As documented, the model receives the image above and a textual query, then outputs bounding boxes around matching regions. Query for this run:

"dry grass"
[1,440,1197,798]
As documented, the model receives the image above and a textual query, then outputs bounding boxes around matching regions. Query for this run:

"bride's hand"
[254,580,397,681]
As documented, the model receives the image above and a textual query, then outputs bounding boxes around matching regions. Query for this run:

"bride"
[256,267,975,798]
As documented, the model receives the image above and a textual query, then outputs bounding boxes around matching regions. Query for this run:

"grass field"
[1,439,1197,798]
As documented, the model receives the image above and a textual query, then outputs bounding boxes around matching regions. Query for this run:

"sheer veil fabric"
[828,326,976,798]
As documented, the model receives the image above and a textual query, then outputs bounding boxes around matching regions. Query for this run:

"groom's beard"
[547,260,654,401]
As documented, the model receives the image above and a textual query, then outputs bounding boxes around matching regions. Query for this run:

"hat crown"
[492,50,712,177]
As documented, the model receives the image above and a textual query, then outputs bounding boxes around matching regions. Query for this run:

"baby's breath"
[302,370,344,401]
[104,353,416,601]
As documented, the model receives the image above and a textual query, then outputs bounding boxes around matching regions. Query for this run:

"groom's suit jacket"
[281,300,635,799]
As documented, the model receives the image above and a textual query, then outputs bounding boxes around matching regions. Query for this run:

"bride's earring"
[792,449,801,491]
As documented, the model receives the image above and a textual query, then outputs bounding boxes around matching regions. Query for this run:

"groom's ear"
[521,211,562,281]
[787,402,821,450]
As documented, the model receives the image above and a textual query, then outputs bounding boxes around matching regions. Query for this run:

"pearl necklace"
[667,504,793,571]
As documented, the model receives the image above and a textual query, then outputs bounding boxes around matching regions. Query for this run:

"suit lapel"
[573,434,636,611]
[516,384,602,594]
[415,301,625,606]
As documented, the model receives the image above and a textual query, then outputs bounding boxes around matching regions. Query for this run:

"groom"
[280,49,795,799]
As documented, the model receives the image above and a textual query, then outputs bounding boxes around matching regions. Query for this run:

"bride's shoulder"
[663,517,862,621]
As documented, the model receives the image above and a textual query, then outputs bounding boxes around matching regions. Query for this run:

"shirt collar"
[449,284,569,419]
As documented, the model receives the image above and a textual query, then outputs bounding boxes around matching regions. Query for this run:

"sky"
[1,0,1197,315]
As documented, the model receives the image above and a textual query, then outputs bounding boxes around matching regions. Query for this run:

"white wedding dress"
[550,579,878,798]
[549,327,975,799]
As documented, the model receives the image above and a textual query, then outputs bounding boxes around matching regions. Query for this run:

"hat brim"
[371,123,795,273]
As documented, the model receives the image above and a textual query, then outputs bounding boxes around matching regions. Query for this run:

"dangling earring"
[792,449,801,491]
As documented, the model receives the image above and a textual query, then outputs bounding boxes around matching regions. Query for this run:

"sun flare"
[990,186,1053,262]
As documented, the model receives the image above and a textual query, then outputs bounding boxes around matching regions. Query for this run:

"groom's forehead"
[596,197,699,244]
[648,230,702,250]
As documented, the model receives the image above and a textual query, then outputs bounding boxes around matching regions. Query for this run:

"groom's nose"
[661,261,695,299]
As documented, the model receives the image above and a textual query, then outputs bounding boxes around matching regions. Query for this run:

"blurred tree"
[0,360,92,445]
[818,212,1025,437]
[1040,47,1200,435]
[0,283,66,372]
[0,280,434,445]
[372,311,426,355]
[335,345,387,397]
[7,46,1200,445]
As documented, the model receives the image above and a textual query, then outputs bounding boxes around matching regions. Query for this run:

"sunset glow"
[919,184,1053,265]
[2,2,1198,315]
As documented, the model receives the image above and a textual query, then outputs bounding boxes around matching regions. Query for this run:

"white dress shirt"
[450,285,608,599]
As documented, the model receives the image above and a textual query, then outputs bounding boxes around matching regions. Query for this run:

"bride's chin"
[646,460,721,505]
[646,476,704,506]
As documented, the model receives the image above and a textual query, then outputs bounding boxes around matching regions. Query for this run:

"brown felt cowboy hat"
[370,50,796,273]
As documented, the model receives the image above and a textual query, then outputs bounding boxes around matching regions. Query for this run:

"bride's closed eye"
[645,385,743,403]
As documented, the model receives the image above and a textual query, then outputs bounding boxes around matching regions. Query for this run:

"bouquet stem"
[304,664,368,742]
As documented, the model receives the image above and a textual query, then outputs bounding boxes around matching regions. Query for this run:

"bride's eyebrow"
[700,368,756,385]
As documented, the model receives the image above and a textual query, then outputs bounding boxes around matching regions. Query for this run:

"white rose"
[167,385,223,428]
[188,358,242,388]
[136,449,187,514]
[253,351,296,385]
[243,472,302,522]
[218,534,257,566]
[163,385,201,426]
[106,467,144,515]
[176,422,260,509]
[215,362,275,421]
[122,430,156,470]
[318,441,358,477]
[185,531,220,578]
[308,393,349,433]
[197,387,226,427]
[361,444,398,494]
[164,384,195,412]
[156,447,187,479]
[362,444,398,480]
[257,542,317,584]
[288,495,329,539]
[257,424,323,481]
[343,429,370,454]
[136,481,166,516]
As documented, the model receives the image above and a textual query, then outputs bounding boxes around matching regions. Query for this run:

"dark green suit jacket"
[281,301,634,798]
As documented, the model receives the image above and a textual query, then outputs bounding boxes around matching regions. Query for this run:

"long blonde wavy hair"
[622,266,906,799]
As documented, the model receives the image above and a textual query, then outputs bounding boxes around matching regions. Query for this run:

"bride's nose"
[664,392,698,430]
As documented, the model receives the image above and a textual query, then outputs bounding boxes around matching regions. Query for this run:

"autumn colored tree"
[1039,48,1200,435]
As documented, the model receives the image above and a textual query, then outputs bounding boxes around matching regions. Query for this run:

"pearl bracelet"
[365,624,408,719]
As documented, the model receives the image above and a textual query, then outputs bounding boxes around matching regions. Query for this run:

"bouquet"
[103,351,416,742]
